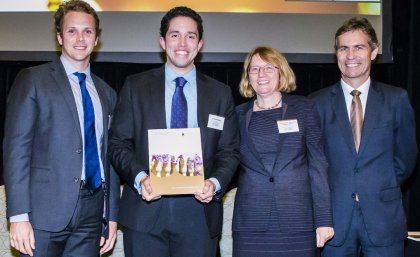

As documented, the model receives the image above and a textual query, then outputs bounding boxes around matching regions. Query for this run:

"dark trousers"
[22,188,104,257]
[123,196,217,257]
[323,203,404,257]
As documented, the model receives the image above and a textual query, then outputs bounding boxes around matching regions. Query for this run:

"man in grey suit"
[108,6,239,257]
[310,17,417,257]
[3,1,119,256]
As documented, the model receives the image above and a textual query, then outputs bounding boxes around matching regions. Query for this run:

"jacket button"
[73,177,79,183]
[351,193,356,198]
[269,177,274,182]
[76,149,82,154]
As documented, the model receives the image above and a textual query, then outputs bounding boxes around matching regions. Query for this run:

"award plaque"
[148,128,204,195]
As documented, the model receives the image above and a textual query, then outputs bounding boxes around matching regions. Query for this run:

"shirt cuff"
[134,171,148,194]
[9,213,29,223]
[209,177,221,194]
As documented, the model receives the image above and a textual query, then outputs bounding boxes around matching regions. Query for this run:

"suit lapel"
[358,81,382,154]
[271,98,292,173]
[240,99,275,175]
[91,75,109,160]
[331,83,358,156]
[51,59,82,139]
[196,72,208,150]
[149,67,167,129]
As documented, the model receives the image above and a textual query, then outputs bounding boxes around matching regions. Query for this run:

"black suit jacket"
[3,59,119,233]
[233,94,332,232]
[108,66,240,238]
[310,80,417,246]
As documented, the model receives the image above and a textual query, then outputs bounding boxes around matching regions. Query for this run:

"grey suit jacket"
[108,66,240,238]
[233,94,332,232]
[310,80,417,246]
[3,58,119,233]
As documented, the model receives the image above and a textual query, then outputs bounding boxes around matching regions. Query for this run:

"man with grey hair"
[310,17,417,257]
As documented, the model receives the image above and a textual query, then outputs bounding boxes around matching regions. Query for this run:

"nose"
[258,67,265,77]
[77,33,84,42]
[347,48,355,59]
[180,36,186,46]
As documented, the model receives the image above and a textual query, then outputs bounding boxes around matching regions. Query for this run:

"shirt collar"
[165,63,196,86]
[60,55,92,82]
[341,77,370,96]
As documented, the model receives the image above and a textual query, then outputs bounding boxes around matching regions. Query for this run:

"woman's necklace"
[255,97,282,110]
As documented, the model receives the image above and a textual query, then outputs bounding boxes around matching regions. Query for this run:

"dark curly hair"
[160,6,203,40]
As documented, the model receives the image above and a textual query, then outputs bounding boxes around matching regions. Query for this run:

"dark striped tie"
[350,90,363,152]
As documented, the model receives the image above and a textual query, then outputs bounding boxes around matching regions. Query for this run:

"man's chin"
[170,61,194,71]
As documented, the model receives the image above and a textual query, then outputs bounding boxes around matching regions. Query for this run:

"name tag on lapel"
[277,119,299,134]
[207,114,225,131]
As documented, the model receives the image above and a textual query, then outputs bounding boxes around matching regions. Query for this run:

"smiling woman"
[234,46,334,257]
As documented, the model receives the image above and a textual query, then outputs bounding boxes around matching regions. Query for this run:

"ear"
[197,39,203,51]
[371,47,379,60]
[95,36,98,46]
[159,37,166,50]
[57,33,63,46]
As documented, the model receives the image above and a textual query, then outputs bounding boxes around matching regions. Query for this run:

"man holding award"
[108,6,240,257]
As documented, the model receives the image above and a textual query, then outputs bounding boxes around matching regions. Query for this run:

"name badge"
[207,114,225,131]
[277,119,299,134]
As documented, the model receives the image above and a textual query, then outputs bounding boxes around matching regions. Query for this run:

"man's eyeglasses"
[248,65,278,74]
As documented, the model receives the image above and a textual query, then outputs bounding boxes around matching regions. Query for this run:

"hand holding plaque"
[148,128,205,195]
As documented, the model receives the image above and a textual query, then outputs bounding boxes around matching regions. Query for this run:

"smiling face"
[336,29,378,88]
[159,16,203,74]
[57,11,98,71]
[248,53,280,98]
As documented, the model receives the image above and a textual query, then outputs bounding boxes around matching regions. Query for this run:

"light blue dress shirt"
[10,56,105,222]
[134,64,221,193]
[164,64,198,128]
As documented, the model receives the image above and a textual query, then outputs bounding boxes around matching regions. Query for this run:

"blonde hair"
[239,46,296,98]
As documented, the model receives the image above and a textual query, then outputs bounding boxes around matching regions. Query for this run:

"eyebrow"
[338,43,367,48]
[168,30,198,36]
[64,26,95,30]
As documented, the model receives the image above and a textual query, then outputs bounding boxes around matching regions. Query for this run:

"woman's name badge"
[207,114,225,130]
[277,119,299,134]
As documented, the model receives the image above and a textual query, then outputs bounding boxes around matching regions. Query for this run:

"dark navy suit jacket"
[108,66,240,238]
[310,80,417,246]
[233,94,332,233]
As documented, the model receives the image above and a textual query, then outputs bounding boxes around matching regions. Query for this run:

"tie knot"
[175,77,187,88]
[74,72,87,83]
[351,90,361,97]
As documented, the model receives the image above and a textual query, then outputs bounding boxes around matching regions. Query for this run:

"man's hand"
[140,176,161,202]
[10,221,35,256]
[316,226,334,247]
[194,179,215,203]
[99,221,118,254]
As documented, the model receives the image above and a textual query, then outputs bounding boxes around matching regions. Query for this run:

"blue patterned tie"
[74,72,102,193]
[171,77,188,128]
